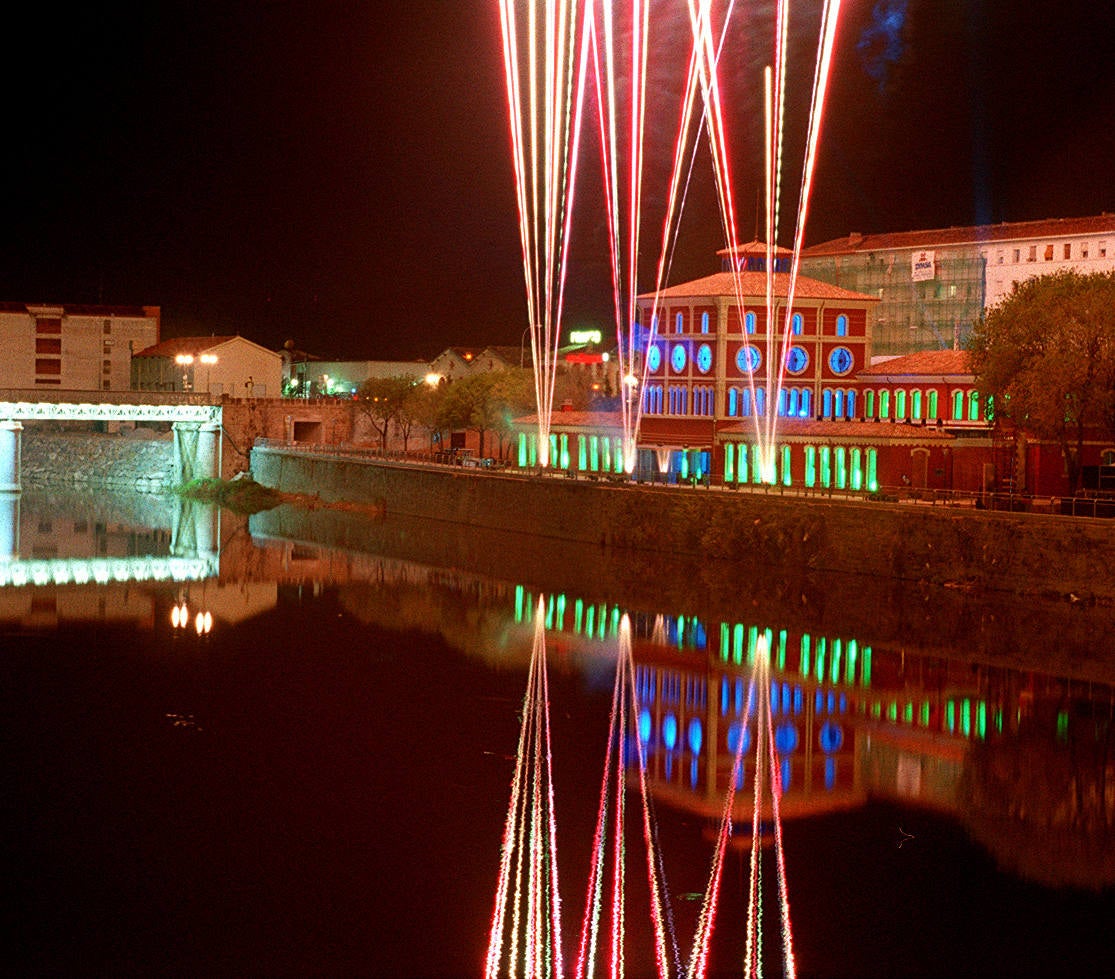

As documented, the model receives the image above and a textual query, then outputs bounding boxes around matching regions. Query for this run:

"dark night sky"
[1,2,1112,360]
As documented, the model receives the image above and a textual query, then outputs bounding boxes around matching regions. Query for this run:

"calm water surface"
[2,489,1113,978]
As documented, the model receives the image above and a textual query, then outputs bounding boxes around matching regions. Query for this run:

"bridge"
[0,389,223,493]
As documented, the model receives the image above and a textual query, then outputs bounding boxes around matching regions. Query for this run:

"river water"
[2,488,1113,978]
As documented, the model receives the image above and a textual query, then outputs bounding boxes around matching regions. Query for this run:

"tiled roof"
[133,336,238,358]
[715,239,794,257]
[804,213,1115,256]
[639,270,877,302]
[858,349,972,377]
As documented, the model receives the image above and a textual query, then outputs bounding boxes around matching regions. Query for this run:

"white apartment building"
[0,302,161,391]
[802,214,1115,358]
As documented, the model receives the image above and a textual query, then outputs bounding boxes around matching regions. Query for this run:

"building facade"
[132,335,283,399]
[801,214,1115,358]
[0,302,160,391]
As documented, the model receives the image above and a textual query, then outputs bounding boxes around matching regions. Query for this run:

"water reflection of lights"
[170,599,213,636]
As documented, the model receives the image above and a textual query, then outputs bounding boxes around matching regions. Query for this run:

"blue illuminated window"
[671,344,687,372]
[675,311,684,334]
[701,311,710,334]
[696,343,712,373]
[745,310,756,334]
[792,313,803,335]
[836,313,848,336]
[647,344,662,372]
[785,345,808,374]
[828,346,853,375]
[736,344,761,373]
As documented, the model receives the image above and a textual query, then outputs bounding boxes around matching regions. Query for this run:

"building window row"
[724,441,879,493]
[863,387,981,422]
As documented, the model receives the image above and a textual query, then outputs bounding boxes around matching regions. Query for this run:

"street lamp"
[175,353,194,391]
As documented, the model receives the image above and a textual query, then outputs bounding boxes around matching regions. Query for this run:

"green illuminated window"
[895,389,907,420]
[951,390,964,420]
[865,389,875,419]
[819,446,832,487]
[781,445,792,486]
[577,435,587,470]
[850,447,863,490]
[911,389,923,420]
[968,390,980,421]
[835,447,847,489]
[518,432,528,467]
[927,390,938,419]
[804,445,816,487]
[866,448,878,492]
[724,443,736,482]
[878,389,890,419]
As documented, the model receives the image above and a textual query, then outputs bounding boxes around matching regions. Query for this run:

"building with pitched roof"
[801,214,1115,358]
[132,335,282,398]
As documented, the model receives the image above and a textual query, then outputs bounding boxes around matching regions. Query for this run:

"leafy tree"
[437,369,535,459]
[356,375,421,452]
[968,270,1115,493]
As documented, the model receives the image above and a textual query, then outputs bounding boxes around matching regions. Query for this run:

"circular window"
[696,343,712,374]
[785,345,809,374]
[735,344,761,374]
[646,344,662,372]
[828,346,854,375]
[671,343,687,372]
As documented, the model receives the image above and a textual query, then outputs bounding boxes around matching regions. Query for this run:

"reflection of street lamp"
[175,353,194,391]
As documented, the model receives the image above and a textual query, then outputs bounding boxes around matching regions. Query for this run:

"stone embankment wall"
[251,446,1115,603]
[21,432,176,492]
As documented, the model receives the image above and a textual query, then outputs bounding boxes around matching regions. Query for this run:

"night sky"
[1,2,1112,360]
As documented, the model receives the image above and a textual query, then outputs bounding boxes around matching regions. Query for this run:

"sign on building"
[911,250,936,281]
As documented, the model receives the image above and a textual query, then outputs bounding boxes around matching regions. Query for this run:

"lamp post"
[199,352,218,393]
[175,353,194,392]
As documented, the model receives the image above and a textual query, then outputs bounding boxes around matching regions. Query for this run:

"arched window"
[728,387,738,416]
[845,389,857,419]
[835,313,848,337]
[911,389,923,420]
[741,388,752,417]
[866,447,878,491]
[788,388,799,416]
[850,447,863,490]
[879,389,891,419]
[968,390,980,421]
[675,311,684,334]
[952,390,964,420]
[865,389,875,419]
[777,388,788,416]
[792,312,803,335]
[804,445,817,487]
[745,311,757,334]
[819,446,832,487]
[701,311,710,334]
[834,388,845,418]
[781,444,792,485]
[895,389,907,420]
[822,388,833,418]
[927,390,939,419]
[755,387,767,417]
[835,447,847,489]
[800,388,813,417]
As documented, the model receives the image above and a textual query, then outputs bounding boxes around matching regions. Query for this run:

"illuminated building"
[0,302,160,391]
[801,213,1115,357]
[132,335,282,398]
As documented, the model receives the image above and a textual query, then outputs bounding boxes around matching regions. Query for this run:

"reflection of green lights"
[720,623,730,661]
[515,585,525,623]
[903,702,913,724]
[1057,709,1069,741]
[574,598,583,634]
[961,699,972,738]
[976,701,987,740]
[831,638,842,685]
[886,701,897,722]
[815,638,826,683]
[846,640,858,684]
[733,624,744,665]
[777,629,787,670]
[800,634,811,676]
[862,647,872,687]
[946,701,956,732]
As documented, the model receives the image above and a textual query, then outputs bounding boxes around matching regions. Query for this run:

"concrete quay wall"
[251,445,1115,603]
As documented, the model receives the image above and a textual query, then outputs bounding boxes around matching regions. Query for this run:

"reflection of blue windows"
[745,310,757,334]
[792,313,803,335]
[786,345,808,374]
[696,343,712,373]
[836,313,848,337]
[736,344,761,373]
[775,723,799,754]
[688,718,703,755]
[671,344,687,372]
[647,344,661,372]
[829,346,853,375]
[663,713,678,750]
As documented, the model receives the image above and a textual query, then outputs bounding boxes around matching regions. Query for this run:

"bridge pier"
[0,491,19,558]
[0,419,22,493]
[173,420,223,484]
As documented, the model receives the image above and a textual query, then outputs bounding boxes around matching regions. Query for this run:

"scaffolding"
[802,251,986,358]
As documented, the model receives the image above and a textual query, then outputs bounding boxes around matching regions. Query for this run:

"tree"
[356,375,421,452]
[968,270,1115,494]
[437,369,534,459]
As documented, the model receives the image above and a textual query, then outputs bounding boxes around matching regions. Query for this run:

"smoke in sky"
[857,0,907,89]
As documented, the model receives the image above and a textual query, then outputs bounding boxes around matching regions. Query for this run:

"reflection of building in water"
[512,584,1115,886]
